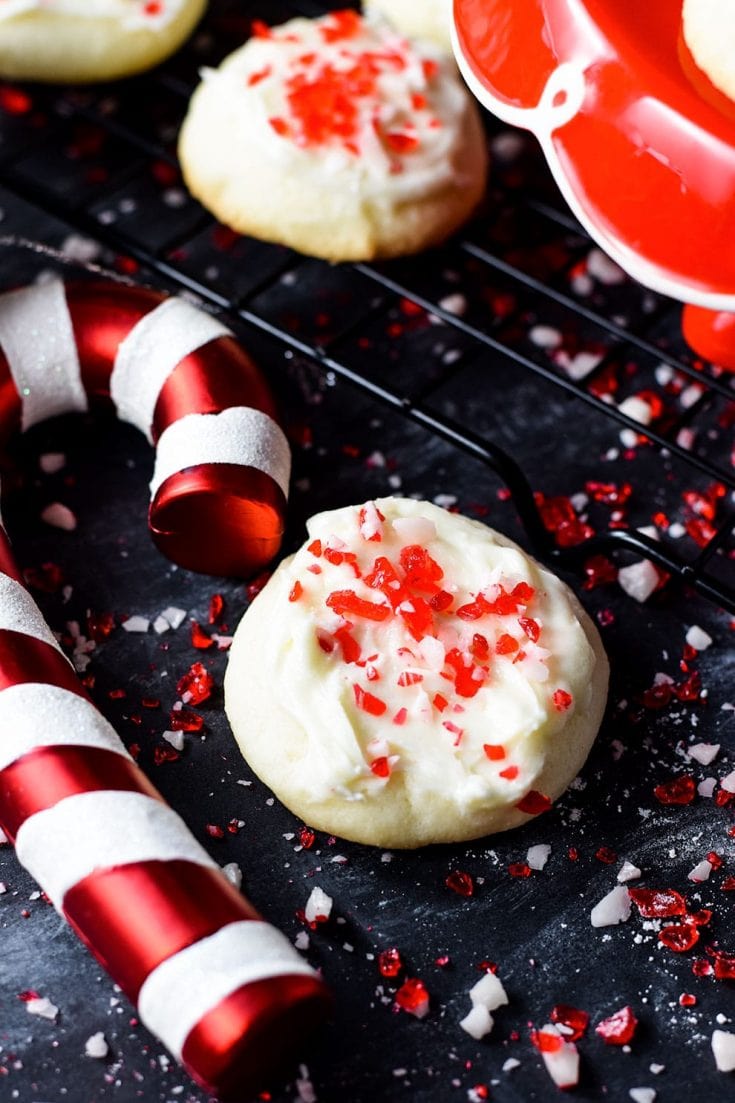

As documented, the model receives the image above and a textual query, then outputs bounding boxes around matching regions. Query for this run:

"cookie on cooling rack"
[178,10,488,262]
[225,498,609,849]
[363,0,453,52]
[0,0,206,84]
[682,0,735,101]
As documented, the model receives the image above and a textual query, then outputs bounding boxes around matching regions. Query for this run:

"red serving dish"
[453,0,735,368]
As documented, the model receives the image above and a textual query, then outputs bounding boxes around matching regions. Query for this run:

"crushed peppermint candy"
[712,1029,735,1072]
[25,996,59,1021]
[84,1032,109,1059]
[591,884,632,927]
[304,885,333,924]
[531,1023,580,1089]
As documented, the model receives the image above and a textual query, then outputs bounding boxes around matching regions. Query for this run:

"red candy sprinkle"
[445,870,474,897]
[496,633,519,655]
[551,1004,589,1042]
[370,756,391,778]
[327,590,390,621]
[395,977,429,1016]
[378,947,403,978]
[531,1028,563,1053]
[190,620,214,649]
[353,685,387,716]
[595,847,617,865]
[483,743,506,761]
[654,776,696,805]
[712,951,735,980]
[499,765,519,780]
[508,862,532,878]
[552,689,573,711]
[169,707,204,733]
[516,790,552,816]
[595,1005,638,1045]
[298,826,316,849]
[288,581,303,603]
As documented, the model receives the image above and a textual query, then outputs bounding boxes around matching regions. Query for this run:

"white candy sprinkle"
[557,349,603,380]
[162,730,184,752]
[121,615,149,633]
[686,625,713,651]
[587,247,626,285]
[84,1032,109,1059]
[721,770,735,794]
[502,1058,521,1072]
[26,996,59,1021]
[618,560,659,603]
[619,395,652,425]
[712,1029,735,1072]
[698,777,717,798]
[629,1089,656,1103]
[295,931,310,950]
[459,1004,494,1040]
[304,886,333,924]
[438,293,467,316]
[40,502,76,531]
[527,844,551,871]
[469,971,509,1012]
[221,862,242,890]
[591,884,632,928]
[39,452,66,474]
[159,606,187,630]
[617,861,642,883]
[529,324,562,350]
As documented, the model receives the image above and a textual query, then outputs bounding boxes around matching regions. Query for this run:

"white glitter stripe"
[0,683,129,773]
[0,278,87,432]
[138,920,317,1060]
[0,574,63,653]
[149,407,291,500]
[15,790,218,910]
[110,298,231,441]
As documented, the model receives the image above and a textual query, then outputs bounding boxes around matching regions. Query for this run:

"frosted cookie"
[178,10,488,262]
[225,498,609,849]
[0,0,206,84]
[363,0,453,53]
[682,0,735,101]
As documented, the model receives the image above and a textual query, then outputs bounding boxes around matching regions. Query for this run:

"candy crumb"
[686,626,713,651]
[84,1032,109,1059]
[629,1090,656,1103]
[304,886,333,924]
[527,844,551,871]
[121,615,149,633]
[459,1004,494,1040]
[713,1030,735,1072]
[617,861,642,883]
[26,996,59,1021]
[591,884,632,927]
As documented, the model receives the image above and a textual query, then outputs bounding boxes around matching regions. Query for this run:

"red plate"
[453,0,735,366]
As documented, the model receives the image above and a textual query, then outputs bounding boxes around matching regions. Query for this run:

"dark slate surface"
[0,4,734,1103]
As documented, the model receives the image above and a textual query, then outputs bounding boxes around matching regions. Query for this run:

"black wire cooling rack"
[0,0,732,611]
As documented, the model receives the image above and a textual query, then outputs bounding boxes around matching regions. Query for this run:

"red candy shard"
[595,1005,638,1045]
[654,776,696,805]
[298,826,315,849]
[552,688,573,711]
[353,684,387,716]
[516,790,552,816]
[445,870,474,897]
[326,589,390,620]
[628,888,687,918]
[499,765,519,780]
[659,924,699,953]
[176,662,214,705]
[208,593,224,623]
[551,1004,589,1042]
[483,743,506,761]
[399,544,444,590]
[334,625,361,664]
[530,1027,563,1053]
[713,951,735,980]
[190,620,215,649]
[169,707,204,733]
[519,616,540,642]
[395,977,429,1017]
[288,581,303,603]
[496,633,519,655]
[378,947,403,978]
[370,756,391,778]
[508,862,532,878]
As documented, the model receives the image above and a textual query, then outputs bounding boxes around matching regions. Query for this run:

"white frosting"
[197,12,476,205]
[258,498,597,813]
[0,0,186,30]
[138,920,317,1060]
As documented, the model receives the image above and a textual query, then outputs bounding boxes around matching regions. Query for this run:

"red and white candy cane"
[0,277,330,1097]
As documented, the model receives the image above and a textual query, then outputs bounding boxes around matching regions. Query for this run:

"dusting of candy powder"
[267,498,596,814]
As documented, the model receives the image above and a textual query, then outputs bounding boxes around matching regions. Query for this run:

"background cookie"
[682,0,735,101]
[225,498,609,849]
[178,10,488,262]
[363,0,453,52]
[0,0,206,83]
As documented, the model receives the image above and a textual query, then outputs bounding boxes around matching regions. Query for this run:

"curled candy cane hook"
[0,277,331,1097]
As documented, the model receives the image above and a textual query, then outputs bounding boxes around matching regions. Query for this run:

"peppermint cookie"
[178,10,488,262]
[0,0,206,84]
[682,0,735,102]
[363,0,453,52]
[225,499,609,849]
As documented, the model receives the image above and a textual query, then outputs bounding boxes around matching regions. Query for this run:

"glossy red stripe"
[63,860,261,1002]
[0,630,86,696]
[0,745,159,842]
[181,974,332,1097]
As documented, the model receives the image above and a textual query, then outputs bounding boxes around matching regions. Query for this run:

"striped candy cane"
[0,277,330,1097]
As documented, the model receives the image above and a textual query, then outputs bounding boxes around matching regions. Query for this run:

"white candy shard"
[121,615,149,633]
[221,862,242,890]
[39,452,66,474]
[619,395,652,426]
[26,996,59,1021]
[529,324,562,350]
[162,730,185,752]
[536,1024,580,1089]
[617,860,642,883]
[527,844,551,871]
[689,743,720,766]
[84,1032,109,1059]
[459,1004,494,1040]
[618,560,659,603]
[159,606,187,631]
[688,860,713,883]
[712,1029,735,1072]
[721,770,735,794]
[391,515,437,545]
[304,886,333,924]
[629,1089,656,1103]
[686,625,712,651]
[469,971,509,1011]
[502,1057,521,1072]
[591,884,632,927]
[40,502,76,531]
[698,777,717,798]
[587,248,625,286]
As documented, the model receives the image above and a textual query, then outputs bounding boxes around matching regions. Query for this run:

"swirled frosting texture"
[226,499,608,848]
